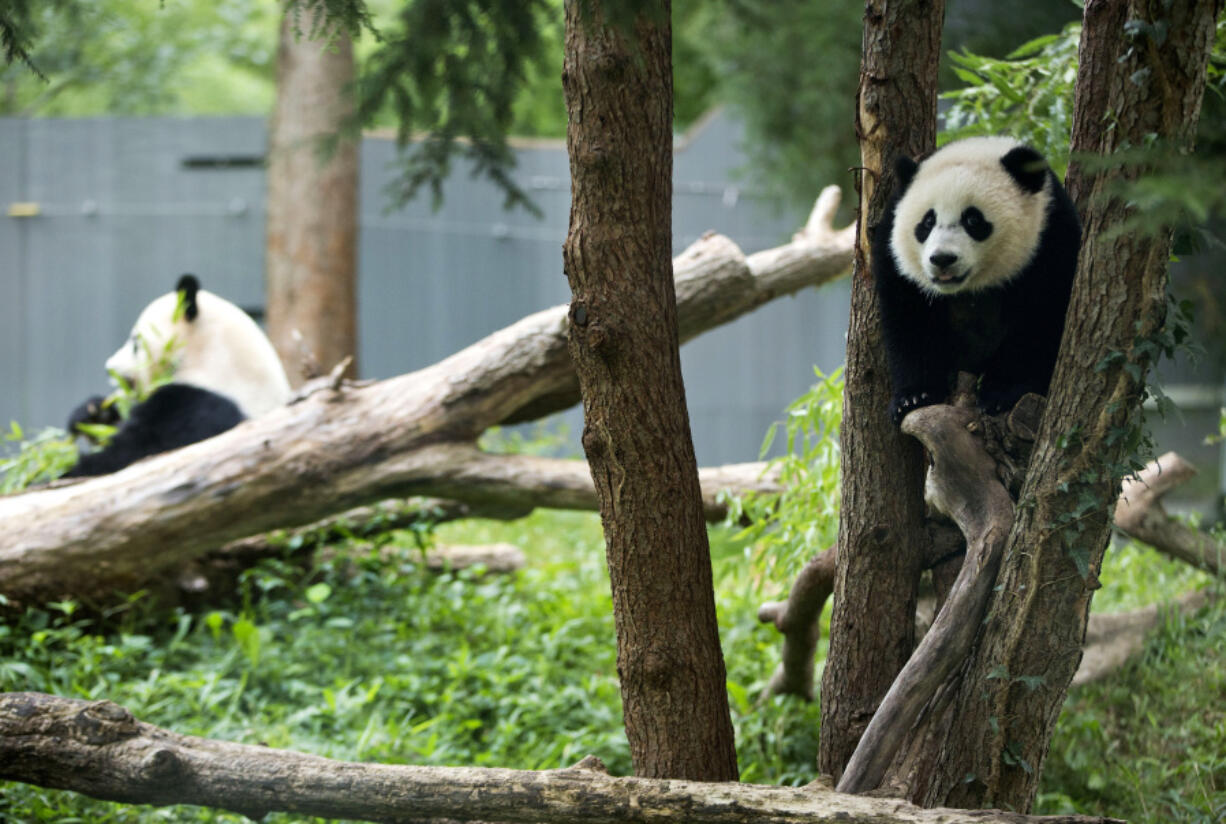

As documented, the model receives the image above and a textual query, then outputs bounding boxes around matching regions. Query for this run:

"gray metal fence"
[0,111,851,467]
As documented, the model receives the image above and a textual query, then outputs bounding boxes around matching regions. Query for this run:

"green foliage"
[356,0,553,214]
[0,0,279,116]
[1038,586,1226,823]
[0,421,77,493]
[942,22,1081,175]
[724,367,842,586]
[283,0,379,41]
[0,0,47,75]
[0,510,822,820]
[693,0,862,211]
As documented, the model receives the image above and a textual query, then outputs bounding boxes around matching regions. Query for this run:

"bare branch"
[757,546,837,700]
[1114,452,1225,577]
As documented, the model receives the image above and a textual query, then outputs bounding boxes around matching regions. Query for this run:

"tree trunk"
[819,0,944,780]
[0,693,1122,824]
[560,1,738,781]
[880,0,1223,809]
[266,15,359,384]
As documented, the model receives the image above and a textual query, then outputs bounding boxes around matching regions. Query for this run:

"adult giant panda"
[64,274,292,477]
[873,136,1081,424]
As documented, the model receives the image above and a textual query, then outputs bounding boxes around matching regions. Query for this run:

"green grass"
[0,508,1218,822]
[1038,589,1226,823]
[0,510,817,822]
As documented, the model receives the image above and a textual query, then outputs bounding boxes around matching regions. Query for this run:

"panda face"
[889,137,1052,297]
[104,292,186,393]
[103,277,292,419]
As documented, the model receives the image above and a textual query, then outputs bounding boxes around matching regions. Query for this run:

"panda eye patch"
[961,207,993,241]
[914,209,937,243]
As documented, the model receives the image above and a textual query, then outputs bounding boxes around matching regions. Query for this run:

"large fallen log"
[0,189,853,609]
[0,692,1122,824]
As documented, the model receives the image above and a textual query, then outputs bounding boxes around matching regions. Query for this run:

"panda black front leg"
[976,380,1030,417]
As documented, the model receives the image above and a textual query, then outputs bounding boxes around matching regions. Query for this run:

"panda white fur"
[873,136,1081,423]
[64,274,291,477]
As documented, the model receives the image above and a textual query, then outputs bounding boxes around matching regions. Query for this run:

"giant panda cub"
[873,137,1081,424]
[64,274,291,477]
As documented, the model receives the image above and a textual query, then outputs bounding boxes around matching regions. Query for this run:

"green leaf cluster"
[355,0,553,214]
[0,0,279,116]
[941,22,1081,175]
[0,422,78,493]
[724,367,842,586]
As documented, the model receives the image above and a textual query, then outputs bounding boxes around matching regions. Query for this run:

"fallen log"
[0,692,1123,824]
[0,189,850,609]
[1073,589,1211,686]
[219,459,775,556]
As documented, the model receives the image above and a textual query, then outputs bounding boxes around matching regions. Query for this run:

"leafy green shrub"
[942,23,1081,174]
[0,421,78,493]
[724,367,842,588]
[1038,590,1226,824]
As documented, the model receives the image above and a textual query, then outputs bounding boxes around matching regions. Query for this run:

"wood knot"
[570,301,588,327]
[141,748,182,780]
[569,754,609,774]
[585,323,608,351]
[78,700,139,744]
[581,426,604,457]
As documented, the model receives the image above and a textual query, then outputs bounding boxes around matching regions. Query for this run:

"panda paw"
[977,383,1029,417]
[67,395,119,435]
[890,390,942,425]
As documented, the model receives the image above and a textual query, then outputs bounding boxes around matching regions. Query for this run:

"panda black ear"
[1001,146,1047,194]
[893,155,919,191]
[176,274,201,322]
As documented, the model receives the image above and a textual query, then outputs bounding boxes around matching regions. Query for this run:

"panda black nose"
[929,252,959,270]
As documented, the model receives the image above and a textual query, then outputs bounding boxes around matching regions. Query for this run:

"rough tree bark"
[0,692,1124,824]
[560,0,738,781]
[838,399,1020,794]
[266,15,359,383]
[819,0,944,780]
[875,0,1223,809]
[0,193,853,611]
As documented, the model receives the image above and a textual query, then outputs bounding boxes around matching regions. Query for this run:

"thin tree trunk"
[266,15,359,384]
[560,0,738,781]
[883,0,1223,808]
[819,0,944,780]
